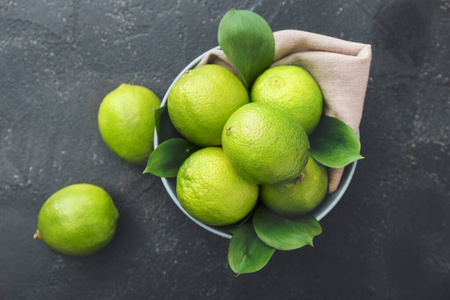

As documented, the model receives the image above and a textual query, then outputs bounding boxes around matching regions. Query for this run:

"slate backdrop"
[1,0,449,299]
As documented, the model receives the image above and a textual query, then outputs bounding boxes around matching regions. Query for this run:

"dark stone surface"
[1,0,449,299]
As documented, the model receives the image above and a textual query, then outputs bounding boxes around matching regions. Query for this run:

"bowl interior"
[154,47,357,239]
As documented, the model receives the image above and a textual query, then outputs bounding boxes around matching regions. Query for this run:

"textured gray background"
[1,0,449,299]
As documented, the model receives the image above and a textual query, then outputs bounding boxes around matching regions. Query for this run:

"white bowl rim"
[154,46,358,239]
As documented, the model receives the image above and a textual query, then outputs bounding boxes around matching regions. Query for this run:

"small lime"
[261,156,328,217]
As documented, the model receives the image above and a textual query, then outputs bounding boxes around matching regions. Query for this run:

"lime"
[251,65,323,135]
[261,156,328,217]
[168,64,249,146]
[222,102,310,185]
[176,147,258,226]
[98,83,161,165]
[35,184,119,256]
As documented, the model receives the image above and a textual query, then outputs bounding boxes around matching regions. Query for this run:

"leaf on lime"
[143,138,201,177]
[153,106,165,136]
[252,205,322,251]
[228,222,275,276]
[154,105,182,143]
[310,116,364,168]
[218,9,275,90]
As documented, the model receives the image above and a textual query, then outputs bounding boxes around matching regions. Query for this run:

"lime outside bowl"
[154,46,358,239]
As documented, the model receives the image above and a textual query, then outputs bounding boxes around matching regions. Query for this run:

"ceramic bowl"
[154,46,357,239]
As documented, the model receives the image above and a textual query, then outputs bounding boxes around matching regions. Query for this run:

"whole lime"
[261,156,328,217]
[176,147,258,226]
[98,83,161,165]
[222,102,310,185]
[35,184,119,256]
[251,65,323,135]
[168,64,249,146]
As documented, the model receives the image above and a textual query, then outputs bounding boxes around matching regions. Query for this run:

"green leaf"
[153,105,182,143]
[252,205,322,251]
[228,222,275,275]
[310,116,364,168]
[153,106,165,136]
[218,9,275,90]
[143,138,200,177]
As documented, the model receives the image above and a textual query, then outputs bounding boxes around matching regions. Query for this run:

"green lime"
[261,156,328,217]
[176,147,258,226]
[251,65,323,135]
[35,184,119,256]
[222,102,310,185]
[168,64,249,146]
[98,83,161,165]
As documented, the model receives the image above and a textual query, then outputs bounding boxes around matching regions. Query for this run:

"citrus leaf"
[153,106,165,136]
[218,9,274,90]
[310,116,364,168]
[228,222,275,276]
[154,105,182,143]
[252,205,322,251]
[143,138,200,177]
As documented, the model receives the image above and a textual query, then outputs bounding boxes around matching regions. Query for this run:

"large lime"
[98,83,161,165]
[176,147,258,226]
[251,65,323,135]
[35,184,119,256]
[222,102,310,185]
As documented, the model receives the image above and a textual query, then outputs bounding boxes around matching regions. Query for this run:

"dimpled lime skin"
[98,84,161,165]
[37,184,119,256]
[167,64,249,146]
[176,147,258,226]
[261,156,328,217]
[251,65,323,135]
[222,102,310,185]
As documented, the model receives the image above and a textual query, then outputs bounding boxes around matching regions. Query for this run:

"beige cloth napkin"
[197,30,372,193]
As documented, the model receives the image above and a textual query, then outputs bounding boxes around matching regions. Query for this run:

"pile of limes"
[167,63,328,226]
